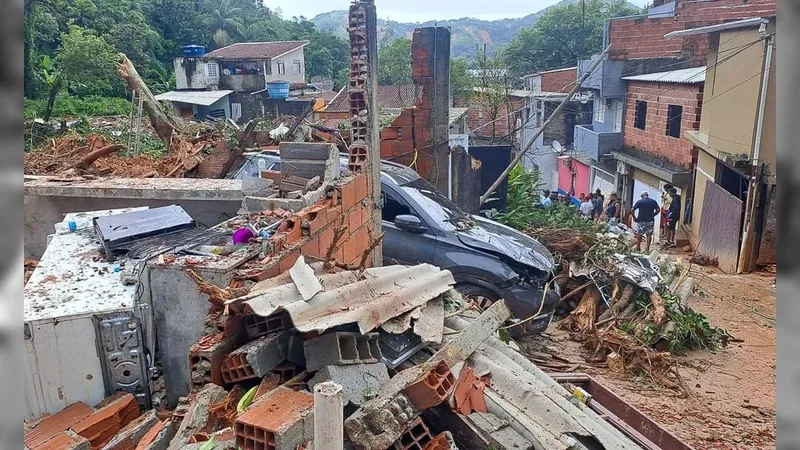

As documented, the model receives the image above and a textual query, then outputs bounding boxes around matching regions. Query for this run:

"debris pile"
[534,229,733,389]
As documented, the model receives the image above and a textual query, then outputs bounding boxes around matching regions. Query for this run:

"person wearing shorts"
[664,187,681,247]
[631,191,660,253]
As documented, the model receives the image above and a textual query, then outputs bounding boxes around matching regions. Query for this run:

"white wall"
[266,47,306,84]
[174,57,219,90]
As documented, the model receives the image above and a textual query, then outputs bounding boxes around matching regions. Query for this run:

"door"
[381,186,436,265]
[697,182,743,273]
[613,100,624,133]
[633,179,663,242]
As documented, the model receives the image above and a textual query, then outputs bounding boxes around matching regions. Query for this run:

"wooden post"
[314,381,344,450]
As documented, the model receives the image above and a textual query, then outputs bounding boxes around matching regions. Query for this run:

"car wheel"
[455,284,499,311]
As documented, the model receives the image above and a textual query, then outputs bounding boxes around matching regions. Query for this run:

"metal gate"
[698,181,743,273]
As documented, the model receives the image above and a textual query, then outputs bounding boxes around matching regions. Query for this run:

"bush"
[24,94,133,119]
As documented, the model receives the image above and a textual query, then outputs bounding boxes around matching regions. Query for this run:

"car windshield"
[399,178,475,232]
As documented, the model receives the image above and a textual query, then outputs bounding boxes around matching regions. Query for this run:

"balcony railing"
[573,124,623,161]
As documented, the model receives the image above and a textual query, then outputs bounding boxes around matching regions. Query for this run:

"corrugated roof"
[621,66,706,84]
[325,85,419,112]
[449,107,468,126]
[205,40,310,60]
[226,263,454,335]
[154,90,233,106]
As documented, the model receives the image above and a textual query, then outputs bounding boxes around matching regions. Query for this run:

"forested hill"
[311,0,637,58]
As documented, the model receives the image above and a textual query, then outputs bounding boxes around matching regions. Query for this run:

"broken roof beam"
[343,300,511,450]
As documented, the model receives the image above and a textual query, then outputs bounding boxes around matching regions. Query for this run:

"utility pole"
[479,45,611,206]
[737,27,773,273]
[348,0,382,266]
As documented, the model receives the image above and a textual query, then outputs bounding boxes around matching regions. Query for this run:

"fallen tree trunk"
[118,53,183,143]
[75,144,124,169]
[561,285,601,332]
[597,283,635,323]
[650,290,667,327]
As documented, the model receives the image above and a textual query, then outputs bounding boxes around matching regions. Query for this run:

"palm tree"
[202,0,244,45]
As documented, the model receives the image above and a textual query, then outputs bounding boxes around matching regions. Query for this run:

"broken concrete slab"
[101,410,159,450]
[309,363,389,406]
[304,332,380,372]
[221,331,289,383]
[167,384,228,450]
[468,412,533,450]
[235,387,314,450]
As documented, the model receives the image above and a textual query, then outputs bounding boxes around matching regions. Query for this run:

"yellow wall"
[698,21,776,183]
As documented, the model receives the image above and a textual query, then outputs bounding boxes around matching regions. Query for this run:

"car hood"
[457,216,555,273]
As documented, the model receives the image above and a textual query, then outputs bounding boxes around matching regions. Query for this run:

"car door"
[380,184,437,266]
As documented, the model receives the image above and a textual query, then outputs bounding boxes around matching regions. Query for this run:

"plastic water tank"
[266,81,290,99]
[182,45,206,57]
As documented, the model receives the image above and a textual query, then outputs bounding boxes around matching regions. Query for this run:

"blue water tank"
[266,81,290,99]
[182,45,206,57]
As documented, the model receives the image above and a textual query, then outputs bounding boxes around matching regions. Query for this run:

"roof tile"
[206,41,310,60]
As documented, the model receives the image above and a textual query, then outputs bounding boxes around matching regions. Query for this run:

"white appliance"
[24,208,153,420]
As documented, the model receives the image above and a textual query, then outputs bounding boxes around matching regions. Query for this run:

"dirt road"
[538,266,776,449]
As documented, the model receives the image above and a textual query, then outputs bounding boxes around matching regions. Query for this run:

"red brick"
[300,235,320,259]
[347,204,362,238]
[392,418,434,450]
[326,204,343,225]
[423,433,451,450]
[134,421,164,450]
[189,332,237,389]
[317,227,336,260]
[25,402,93,448]
[234,387,313,450]
[343,226,369,265]
[354,174,368,202]
[32,431,90,450]
[278,251,300,273]
[340,179,357,211]
[255,374,282,400]
[404,361,455,411]
[72,393,140,450]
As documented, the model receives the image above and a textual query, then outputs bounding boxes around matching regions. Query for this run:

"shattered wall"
[380,27,451,194]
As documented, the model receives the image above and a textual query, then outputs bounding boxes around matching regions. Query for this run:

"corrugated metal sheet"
[154,90,233,106]
[698,182,743,273]
[621,67,706,84]
[226,264,454,334]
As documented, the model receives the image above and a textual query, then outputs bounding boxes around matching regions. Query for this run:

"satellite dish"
[552,140,563,153]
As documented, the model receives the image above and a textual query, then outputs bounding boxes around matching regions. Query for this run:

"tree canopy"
[23,0,351,101]
[504,0,640,77]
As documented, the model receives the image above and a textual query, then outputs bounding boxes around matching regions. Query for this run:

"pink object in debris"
[232,228,255,245]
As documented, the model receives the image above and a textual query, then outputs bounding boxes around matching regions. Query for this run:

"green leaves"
[377,37,412,86]
[504,0,641,77]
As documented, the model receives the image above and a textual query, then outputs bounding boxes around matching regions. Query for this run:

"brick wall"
[454,96,524,140]
[608,0,776,61]
[540,68,576,93]
[257,173,375,279]
[623,81,702,168]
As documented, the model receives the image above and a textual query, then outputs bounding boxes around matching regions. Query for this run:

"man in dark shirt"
[631,191,660,253]
[664,187,681,248]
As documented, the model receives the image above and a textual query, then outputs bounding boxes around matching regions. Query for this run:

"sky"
[263,0,649,23]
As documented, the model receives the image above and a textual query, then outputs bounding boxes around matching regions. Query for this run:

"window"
[277,61,285,75]
[666,104,683,138]
[265,61,272,75]
[634,100,647,130]
[594,99,605,123]
[382,190,411,223]
[292,60,302,75]
[206,63,218,78]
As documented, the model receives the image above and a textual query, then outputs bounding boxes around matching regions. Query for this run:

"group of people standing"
[540,184,682,253]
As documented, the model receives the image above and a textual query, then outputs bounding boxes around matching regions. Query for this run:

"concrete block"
[304,332,381,372]
[189,333,237,390]
[404,361,454,411]
[308,363,389,406]
[235,387,314,450]
[221,332,289,383]
[468,412,533,450]
[243,313,291,341]
[286,332,307,367]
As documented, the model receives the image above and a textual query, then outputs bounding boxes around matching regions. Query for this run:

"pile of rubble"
[534,228,732,390]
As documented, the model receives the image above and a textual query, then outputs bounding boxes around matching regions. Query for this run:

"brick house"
[570,0,775,229]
